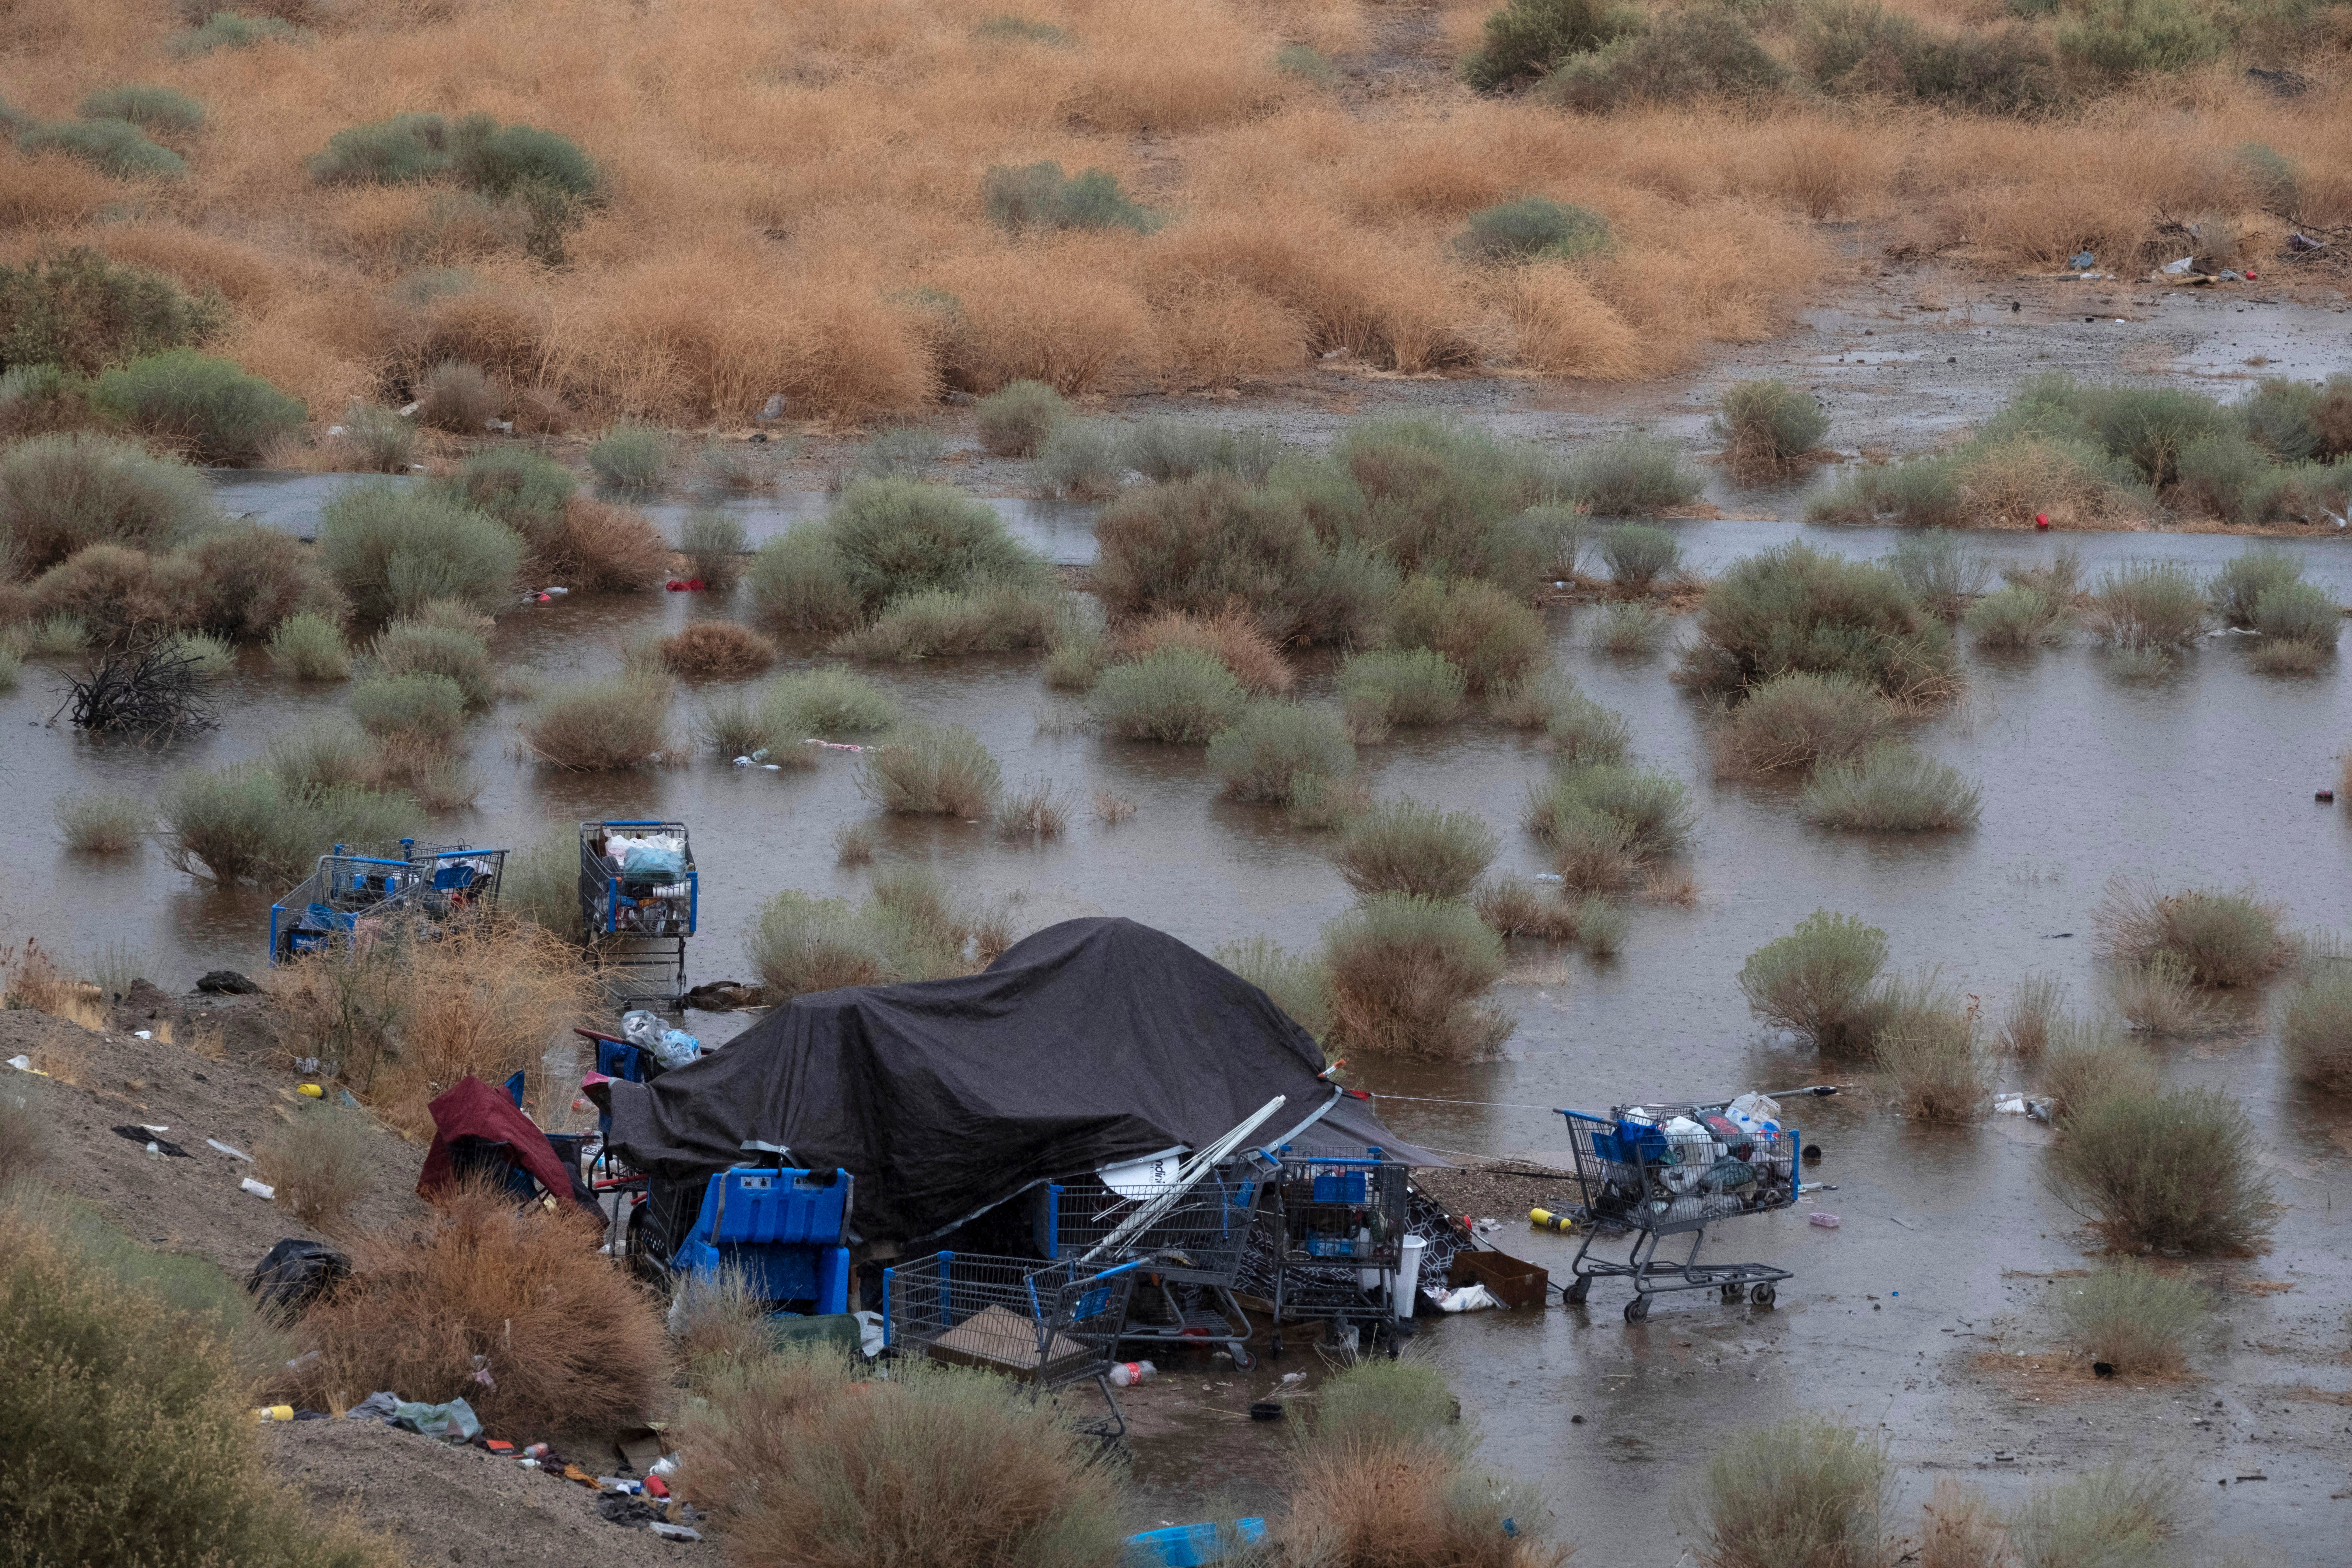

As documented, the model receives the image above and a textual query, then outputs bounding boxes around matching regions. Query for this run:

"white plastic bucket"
[1395,1234,1426,1319]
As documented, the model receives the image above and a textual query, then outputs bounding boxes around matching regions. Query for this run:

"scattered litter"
[347,1391,400,1422]
[2289,232,2325,253]
[649,1523,703,1544]
[112,1125,190,1157]
[391,1397,481,1441]
[253,1404,295,1421]
[1249,1401,1283,1421]
[240,1176,277,1199]
[6,1055,33,1073]
[1531,872,1563,883]
[1888,1215,1918,1231]
[759,393,786,420]
[397,401,419,417]
[198,970,261,994]
[1809,1213,1842,1229]
[2163,257,2193,275]
[297,1084,323,1098]
[663,578,708,592]
[1108,1360,1158,1387]
[803,737,868,752]
[644,1473,670,1500]
[1435,1283,1500,1312]
[2318,790,2336,804]
[598,1477,645,1495]
[1529,1206,1573,1232]
[2068,250,2095,270]
[133,1029,151,1040]
[1994,1094,2053,1122]
[1472,1216,1501,1235]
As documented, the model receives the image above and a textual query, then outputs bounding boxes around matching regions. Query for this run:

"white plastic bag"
[1436,1284,1499,1313]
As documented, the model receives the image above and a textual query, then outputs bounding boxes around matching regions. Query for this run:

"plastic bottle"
[254,1405,294,1422]
[1529,1207,1574,1233]
[1108,1360,1157,1388]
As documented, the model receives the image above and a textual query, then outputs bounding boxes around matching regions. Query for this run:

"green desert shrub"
[1385,575,1545,694]
[1318,417,1574,583]
[1543,690,1633,769]
[2208,548,2302,628]
[266,719,376,793]
[855,722,1002,815]
[2174,430,2271,525]
[330,404,415,473]
[1122,422,1286,485]
[166,629,236,675]
[1802,745,1983,832]
[1461,0,1641,89]
[89,350,304,464]
[2052,1261,2206,1375]
[1093,474,1319,633]
[411,360,498,435]
[2252,581,2338,649]
[500,829,585,941]
[824,479,1045,614]
[2038,1015,2161,1123]
[837,580,1061,660]
[1589,601,1667,656]
[588,422,667,491]
[369,618,493,709]
[2056,0,2223,81]
[1274,42,1335,82]
[975,380,1067,457]
[57,791,146,854]
[1322,893,1512,1060]
[2006,1465,2180,1568]
[1453,197,1611,263]
[308,111,594,199]
[2092,386,2233,488]
[0,432,215,574]
[1332,800,1499,900]
[268,612,350,681]
[1213,936,1333,1042]
[0,641,19,693]
[1538,762,1697,860]
[1543,9,1787,112]
[848,426,945,483]
[1677,541,1955,703]
[749,527,860,634]
[161,762,421,884]
[982,161,1157,234]
[442,447,576,549]
[0,249,205,388]
[2050,1086,2277,1254]
[1563,434,1704,519]
[520,671,671,769]
[349,671,466,742]
[1090,648,1244,742]
[1206,702,1356,803]
[18,118,186,180]
[1964,585,2068,649]
[1884,532,1993,621]
[1673,1413,1891,1568]
[1804,454,1967,529]
[169,12,308,55]
[1709,670,1889,778]
[2238,378,2321,464]
[1338,648,1467,730]
[79,86,205,135]
[1596,523,1681,590]
[971,14,1076,43]
[317,483,524,621]
[2092,875,2289,988]
[2281,968,2352,1094]
[1737,908,1889,1053]
[1716,380,1828,473]
[168,522,345,641]
[680,509,748,590]
[1034,419,1125,499]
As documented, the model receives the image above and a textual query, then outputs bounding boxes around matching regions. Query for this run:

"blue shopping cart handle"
[1085,1259,1148,1283]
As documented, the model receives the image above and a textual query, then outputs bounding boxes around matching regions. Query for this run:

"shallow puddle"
[7,518,2350,1563]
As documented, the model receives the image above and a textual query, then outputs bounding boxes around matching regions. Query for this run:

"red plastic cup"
[2034,513,2050,531]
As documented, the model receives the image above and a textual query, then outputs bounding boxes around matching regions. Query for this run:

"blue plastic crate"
[1311,1171,1367,1203]
[1125,1520,1267,1568]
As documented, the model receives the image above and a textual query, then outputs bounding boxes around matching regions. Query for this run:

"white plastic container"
[1395,1234,1426,1319]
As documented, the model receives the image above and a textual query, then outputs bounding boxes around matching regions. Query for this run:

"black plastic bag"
[247,1238,350,1311]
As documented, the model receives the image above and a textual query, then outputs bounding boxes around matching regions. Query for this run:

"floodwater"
[5,507,2350,1563]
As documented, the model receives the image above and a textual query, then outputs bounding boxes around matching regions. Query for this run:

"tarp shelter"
[599,916,1441,1249]
[418,1075,595,1210]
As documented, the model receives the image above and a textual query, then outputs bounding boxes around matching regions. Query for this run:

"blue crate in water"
[1125,1520,1267,1568]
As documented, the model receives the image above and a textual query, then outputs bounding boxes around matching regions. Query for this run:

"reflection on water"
[13,511,2352,1563]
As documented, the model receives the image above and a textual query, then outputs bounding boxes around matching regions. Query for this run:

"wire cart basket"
[1556,1102,1800,1323]
[1032,1162,1268,1369]
[576,821,697,1009]
[268,840,507,964]
[1245,1144,1411,1358]
[883,1251,1146,1439]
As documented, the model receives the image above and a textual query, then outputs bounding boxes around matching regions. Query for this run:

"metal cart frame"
[576,821,697,1009]
[268,839,507,964]
[1556,1103,1800,1323]
[1254,1144,1410,1358]
[1033,1164,1266,1370]
[883,1251,1146,1441]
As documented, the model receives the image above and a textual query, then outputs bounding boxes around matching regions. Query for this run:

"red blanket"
[417,1076,586,1209]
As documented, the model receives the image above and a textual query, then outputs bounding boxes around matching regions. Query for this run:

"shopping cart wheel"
[1564,1276,1590,1305]
[1749,1283,1776,1308]
[1269,1335,1283,1361]
[1719,1283,1743,1304]
[1622,1295,1650,1324]
[1231,1345,1255,1372]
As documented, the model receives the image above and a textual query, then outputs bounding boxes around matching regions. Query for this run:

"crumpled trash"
[248,1238,351,1310]
[2163,256,2194,275]
[113,1125,190,1157]
[241,1176,277,1199]
[1809,1213,1842,1229]
[2289,231,2325,253]
[651,1028,702,1070]
[2068,249,2095,270]
[1994,1094,2054,1124]
[6,1054,34,1073]
[391,1396,481,1441]
[852,1310,886,1357]
[347,1391,401,1422]
[650,1522,702,1543]
[621,1010,665,1049]
[208,1139,253,1161]
[1436,1283,1500,1312]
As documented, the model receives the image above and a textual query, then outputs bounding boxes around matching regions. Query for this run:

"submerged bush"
[837,580,1060,660]
[370,618,492,709]
[1716,380,1827,474]
[1332,799,1499,900]
[1034,419,1124,499]
[317,483,523,621]
[1122,421,1285,485]
[520,672,671,769]
[0,432,215,575]
[1963,585,2068,649]
[2209,548,2302,628]
[1591,600,1667,654]
[1598,523,1681,590]
[57,791,146,854]
[1885,532,1993,621]
[350,671,466,743]
[975,380,1066,457]
[1801,745,1983,832]
[587,422,667,491]
[1535,762,1697,860]
[1206,702,1355,803]
[2050,1086,2277,1255]
[2092,874,2289,988]
[443,447,575,549]
[1678,541,1955,703]
[681,509,748,590]
[1738,909,1889,1053]
[89,350,303,465]
[2283,968,2352,1094]
[1213,936,1332,1042]
[160,762,422,885]
[749,527,860,634]
[827,479,1045,615]
[1338,647,1466,730]
[255,606,345,678]
[856,722,1002,815]
[1322,893,1512,1060]
[762,666,900,740]
[657,621,775,678]
[1122,607,1292,694]
[1876,977,1989,1119]
[2038,1016,2161,1123]
[1386,575,1545,694]
[1710,669,1888,778]
[1564,434,1703,519]
[2052,1261,2206,1375]
[1454,197,1611,263]
[2253,581,2338,650]
[1674,1413,1891,1568]
[1090,648,1244,742]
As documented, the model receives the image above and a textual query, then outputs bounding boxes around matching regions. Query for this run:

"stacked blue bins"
[674,1167,855,1315]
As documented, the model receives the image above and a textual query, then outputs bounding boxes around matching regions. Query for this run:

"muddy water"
[6,523,2350,1563]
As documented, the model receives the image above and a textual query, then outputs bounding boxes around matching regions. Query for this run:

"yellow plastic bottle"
[1529,1207,1574,1233]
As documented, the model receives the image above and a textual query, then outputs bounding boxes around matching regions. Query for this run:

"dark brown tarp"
[599,917,1440,1246]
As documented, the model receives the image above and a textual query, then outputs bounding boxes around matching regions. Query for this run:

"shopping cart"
[883,1251,1146,1440]
[1556,1102,1799,1323]
[1033,1163,1267,1369]
[268,839,507,963]
[576,821,697,1008]
[1250,1145,1411,1358]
